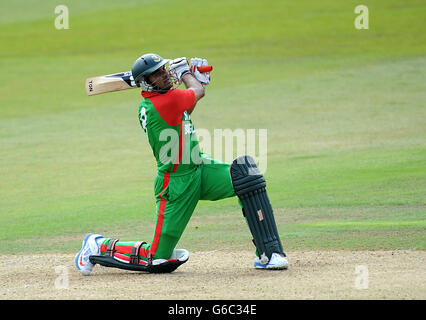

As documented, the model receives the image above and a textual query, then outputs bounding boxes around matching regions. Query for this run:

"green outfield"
[1,0,425,254]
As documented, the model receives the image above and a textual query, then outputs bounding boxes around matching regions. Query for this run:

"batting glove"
[169,57,190,85]
[190,57,210,86]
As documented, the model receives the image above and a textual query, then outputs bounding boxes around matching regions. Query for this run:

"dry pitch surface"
[1,250,425,300]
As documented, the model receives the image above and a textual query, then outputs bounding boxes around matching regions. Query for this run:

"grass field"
[1,0,425,255]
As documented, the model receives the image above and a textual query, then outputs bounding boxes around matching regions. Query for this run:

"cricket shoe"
[75,233,105,276]
[254,253,289,270]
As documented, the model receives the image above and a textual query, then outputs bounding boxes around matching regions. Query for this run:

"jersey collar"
[141,91,161,98]
[141,89,174,98]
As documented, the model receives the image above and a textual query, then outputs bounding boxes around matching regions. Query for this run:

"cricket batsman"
[75,53,288,274]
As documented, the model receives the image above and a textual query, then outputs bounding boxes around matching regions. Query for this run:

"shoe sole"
[254,265,288,270]
[254,262,289,270]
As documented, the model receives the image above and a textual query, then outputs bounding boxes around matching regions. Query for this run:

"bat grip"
[196,65,213,73]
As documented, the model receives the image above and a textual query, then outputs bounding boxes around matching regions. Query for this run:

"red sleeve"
[171,88,196,114]
[152,89,195,126]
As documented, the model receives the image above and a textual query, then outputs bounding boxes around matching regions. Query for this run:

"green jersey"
[138,89,202,174]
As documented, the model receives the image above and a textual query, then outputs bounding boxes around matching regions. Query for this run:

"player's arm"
[169,57,207,114]
[181,73,205,114]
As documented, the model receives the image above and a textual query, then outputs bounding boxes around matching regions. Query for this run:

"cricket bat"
[85,65,213,96]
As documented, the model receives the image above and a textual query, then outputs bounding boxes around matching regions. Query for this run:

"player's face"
[149,65,173,91]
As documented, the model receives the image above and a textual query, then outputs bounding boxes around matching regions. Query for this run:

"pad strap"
[129,241,146,265]
[105,238,119,257]
[242,208,257,249]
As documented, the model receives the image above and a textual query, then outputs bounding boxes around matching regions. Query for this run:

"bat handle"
[196,65,213,73]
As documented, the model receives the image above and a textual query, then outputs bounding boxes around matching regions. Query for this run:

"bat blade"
[85,71,136,96]
[85,65,213,96]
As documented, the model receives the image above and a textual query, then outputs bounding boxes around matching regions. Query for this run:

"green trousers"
[100,157,238,262]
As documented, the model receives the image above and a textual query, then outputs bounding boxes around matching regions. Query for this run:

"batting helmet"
[131,53,170,93]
